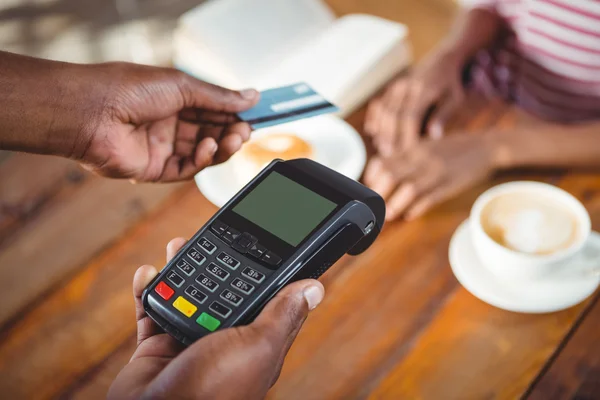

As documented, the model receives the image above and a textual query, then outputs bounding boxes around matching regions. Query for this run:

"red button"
[155,281,175,300]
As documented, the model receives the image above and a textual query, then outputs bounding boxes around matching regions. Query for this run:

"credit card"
[237,83,339,129]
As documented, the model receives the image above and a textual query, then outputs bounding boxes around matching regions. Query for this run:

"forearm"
[0,51,102,159]
[438,7,504,66]
[493,121,600,170]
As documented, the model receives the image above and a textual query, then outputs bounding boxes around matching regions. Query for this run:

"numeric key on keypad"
[196,273,219,292]
[216,252,240,270]
[197,237,216,254]
[166,270,184,287]
[176,260,195,276]
[206,263,230,281]
[231,278,254,295]
[187,248,206,265]
[220,289,243,306]
[242,267,265,283]
[209,301,232,318]
[185,285,208,304]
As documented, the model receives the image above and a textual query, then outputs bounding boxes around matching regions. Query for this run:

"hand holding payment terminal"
[143,158,385,345]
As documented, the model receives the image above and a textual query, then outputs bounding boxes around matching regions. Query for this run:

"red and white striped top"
[461,0,600,122]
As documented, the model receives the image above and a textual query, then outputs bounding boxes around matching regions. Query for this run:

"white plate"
[449,219,600,313]
[195,115,367,207]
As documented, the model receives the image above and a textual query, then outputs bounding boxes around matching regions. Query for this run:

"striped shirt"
[461,0,600,123]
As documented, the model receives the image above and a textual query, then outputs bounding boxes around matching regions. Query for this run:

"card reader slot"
[289,223,364,282]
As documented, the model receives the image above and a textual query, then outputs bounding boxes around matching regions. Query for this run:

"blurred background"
[0,0,202,64]
[0,0,456,65]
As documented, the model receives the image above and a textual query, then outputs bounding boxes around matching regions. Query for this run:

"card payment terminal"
[143,158,385,345]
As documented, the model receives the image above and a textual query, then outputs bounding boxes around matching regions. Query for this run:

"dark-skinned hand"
[79,63,260,182]
[108,237,325,400]
[0,52,260,182]
[364,133,498,221]
[364,47,465,156]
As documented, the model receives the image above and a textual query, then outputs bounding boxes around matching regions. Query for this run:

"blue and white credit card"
[237,83,339,129]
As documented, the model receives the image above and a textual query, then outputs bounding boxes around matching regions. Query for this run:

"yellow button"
[173,296,197,317]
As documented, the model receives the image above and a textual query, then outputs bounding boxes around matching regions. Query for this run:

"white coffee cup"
[470,181,600,282]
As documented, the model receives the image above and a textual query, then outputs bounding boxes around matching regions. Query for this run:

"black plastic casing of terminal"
[142,158,385,345]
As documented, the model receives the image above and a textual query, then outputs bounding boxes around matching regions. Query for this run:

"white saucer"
[449,219,600,313]
[195,115,367,207]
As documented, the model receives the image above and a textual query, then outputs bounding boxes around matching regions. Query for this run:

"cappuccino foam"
[480,192,579,255]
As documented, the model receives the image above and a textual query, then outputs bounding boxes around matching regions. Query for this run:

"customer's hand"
[0,53,259,181]
[78,63,259,182]
[364,133,499,221]
[108,238,324,400]
[364,48,465,156]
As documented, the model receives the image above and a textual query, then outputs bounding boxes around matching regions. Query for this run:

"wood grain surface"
[0,153,183,327]
[0,184,208,398]
[526,295,600,400]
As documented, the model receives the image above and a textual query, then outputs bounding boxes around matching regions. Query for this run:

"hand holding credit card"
[237,83,339,129]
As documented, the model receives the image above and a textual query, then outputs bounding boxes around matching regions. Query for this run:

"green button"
[196,312,221,332]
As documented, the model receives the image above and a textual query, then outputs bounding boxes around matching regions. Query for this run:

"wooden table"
[0,95,598,400]
[1,1,599,399]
